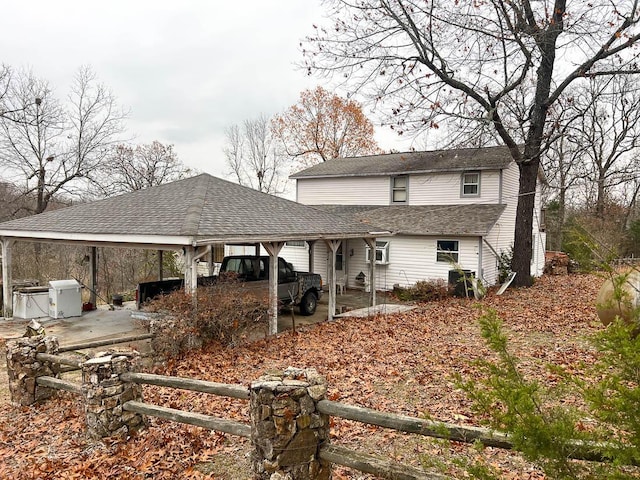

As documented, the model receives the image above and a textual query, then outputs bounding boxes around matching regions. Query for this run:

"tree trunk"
[557,186,566,251]
[596,174,606,219]
[512,159,539,287]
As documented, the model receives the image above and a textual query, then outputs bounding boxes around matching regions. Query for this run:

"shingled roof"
[314,204,506,236]
[0,174,384,246]
[290,145,513,179]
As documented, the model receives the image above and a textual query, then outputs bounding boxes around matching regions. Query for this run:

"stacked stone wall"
[81,352,146,439]
[5,335,60,405]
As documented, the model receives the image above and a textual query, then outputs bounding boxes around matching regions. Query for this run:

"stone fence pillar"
[81,351,146,439]
[250,367,330,480]
[5,335,60,406]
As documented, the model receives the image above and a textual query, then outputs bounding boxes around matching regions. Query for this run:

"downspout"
[483,238,500,261]
[477,237,483,281]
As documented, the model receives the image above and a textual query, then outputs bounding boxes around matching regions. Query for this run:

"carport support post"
[1,237,13,318]
[307,240,316,273]
[89,247,97,308]
[184,246,209,298]
[364,238,377,307]
[262,242,284,336]
[157,250,163,281]
[325,240,341,322]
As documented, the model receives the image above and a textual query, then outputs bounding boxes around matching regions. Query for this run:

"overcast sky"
[0,1,412,181]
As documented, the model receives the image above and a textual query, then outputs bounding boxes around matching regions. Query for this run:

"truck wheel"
[300,291,318,316]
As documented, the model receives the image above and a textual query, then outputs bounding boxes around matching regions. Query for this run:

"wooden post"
[262,242,284,335]
[364,238,377,307]
[2,238,13,318]
[183,246,195,294]
[208,245,215,275]
[324,240,341,322]
[157,250,164,280]
[307,240,316,273]
[250,367,330,479]
[89,246,97,307]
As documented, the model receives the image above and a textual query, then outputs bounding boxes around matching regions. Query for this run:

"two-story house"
[286,145,546,290]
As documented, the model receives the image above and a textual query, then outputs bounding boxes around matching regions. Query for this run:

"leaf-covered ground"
[0,274,606,479]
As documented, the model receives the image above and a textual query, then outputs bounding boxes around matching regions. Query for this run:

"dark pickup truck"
[219,255,323,315]
[137,255,323,315]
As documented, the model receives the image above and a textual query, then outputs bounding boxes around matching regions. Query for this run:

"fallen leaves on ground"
[0,274,608,478]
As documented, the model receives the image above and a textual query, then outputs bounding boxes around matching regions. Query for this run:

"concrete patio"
[0,288,414,343]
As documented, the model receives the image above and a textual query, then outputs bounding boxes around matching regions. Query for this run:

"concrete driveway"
[0,303,147,346]
[0,289,412,342]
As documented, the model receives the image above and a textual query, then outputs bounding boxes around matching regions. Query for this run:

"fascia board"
[0,229,192,246]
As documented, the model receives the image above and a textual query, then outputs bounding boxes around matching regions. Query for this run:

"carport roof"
[0,174,385,247]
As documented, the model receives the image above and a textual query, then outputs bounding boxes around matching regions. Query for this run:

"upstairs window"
[461,172,480,197]
[436,240,459,263]
[366,240,390,265]
[391,175,408,203]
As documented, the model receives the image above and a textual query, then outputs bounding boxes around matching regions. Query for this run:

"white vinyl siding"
[279,243,310,272]
[408,171,501,205]
[482,162,518,284]
[321,236,480,291]
[296,177,390,205]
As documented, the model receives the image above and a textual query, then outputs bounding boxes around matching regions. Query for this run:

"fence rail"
[123,400,251,438]
[10,336,628,479]
[120,372,249,399]
[36,375,82,395]
[319,444,444,480]
[58,333,154,353]
[318,399,512,449]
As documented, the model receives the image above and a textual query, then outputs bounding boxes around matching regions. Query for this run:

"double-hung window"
[436,240,459,263]
[461,172,480,197]
[391,176,408,203]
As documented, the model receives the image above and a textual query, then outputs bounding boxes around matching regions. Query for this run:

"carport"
[0,174,387,334]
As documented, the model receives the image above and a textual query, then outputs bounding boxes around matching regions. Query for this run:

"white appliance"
[48,279,82,319]
[13,287,50,320]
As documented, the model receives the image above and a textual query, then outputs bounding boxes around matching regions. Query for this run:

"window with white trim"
[366,240,390,265]
[461,172,480,196]
[391,175,408,203]
[436,240,459,263]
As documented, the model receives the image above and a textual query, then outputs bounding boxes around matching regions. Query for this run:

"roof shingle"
[290,145,513,179]
[313,204,507,236]
[0,174,379,242]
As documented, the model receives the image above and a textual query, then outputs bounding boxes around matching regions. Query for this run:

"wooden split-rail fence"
[5,334,618,480]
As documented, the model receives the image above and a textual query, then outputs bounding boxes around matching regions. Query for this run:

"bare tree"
[224,115,288,194]
[573,76,640,218]
[0,70,66,214]
[101,141,193,194]
[304,1,640,286]
[0,66,127,215]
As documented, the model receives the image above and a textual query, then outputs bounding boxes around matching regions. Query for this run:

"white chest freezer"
[13,287,50,320]
[48,279,82,319]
